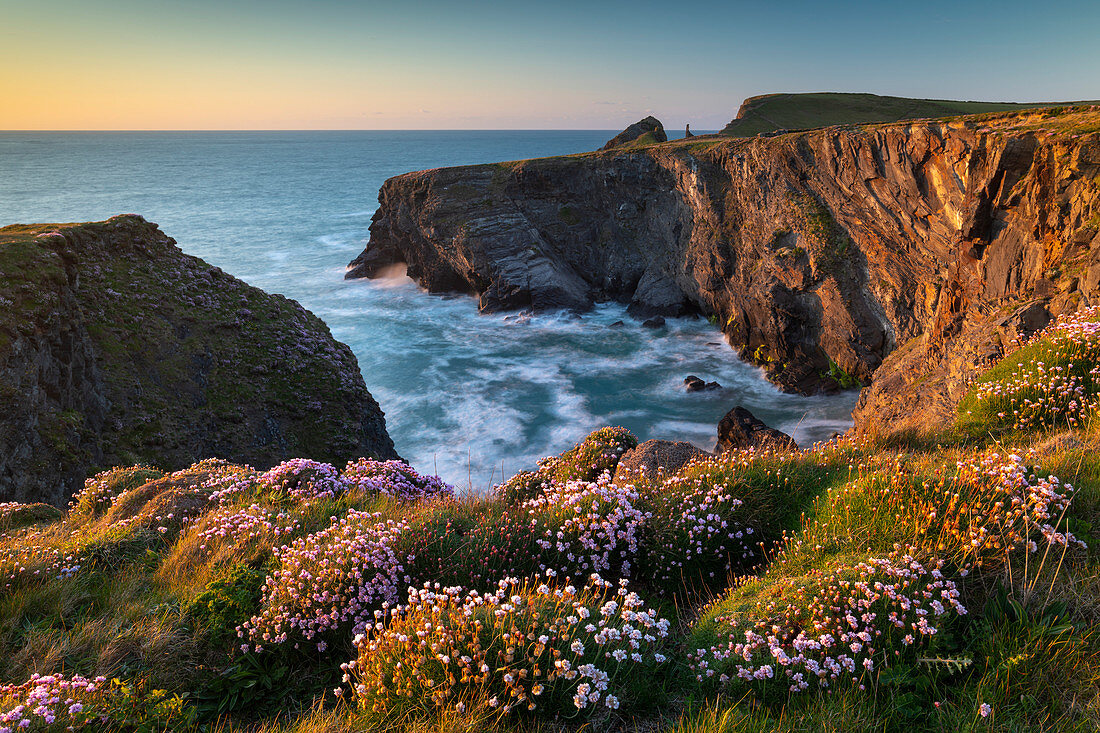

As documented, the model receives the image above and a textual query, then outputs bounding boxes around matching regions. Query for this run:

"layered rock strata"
[348,107,1100,435]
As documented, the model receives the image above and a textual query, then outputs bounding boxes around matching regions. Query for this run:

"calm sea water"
[0,131,857,488]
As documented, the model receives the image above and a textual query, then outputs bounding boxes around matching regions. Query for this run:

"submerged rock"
[642,316,666,329]
[717,406,798,453]
[0,215,398,505]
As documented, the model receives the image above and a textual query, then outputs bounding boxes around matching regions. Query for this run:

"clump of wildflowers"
[950,451,1085,562]
[68,466,164,522]
[240,510,409,650]
[0,674,191,731]
[201,461,261,504]
[795,450,1084,572]
[691,549,966,693]
[522,473,648,578]
[253,459,347,502]
[0,503,60,533]
[962,306,1100,432]
[0,535,72,589]
[343,459,454,501]
[345,574,668,718]
[205,459,345,506]
[496,427,637,503]
[0,673,106,731]
[194,504,301,554]
[643,468,759,587]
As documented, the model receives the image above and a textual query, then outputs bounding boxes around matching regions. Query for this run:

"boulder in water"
[684,375,722,392]
[717,406,798,453]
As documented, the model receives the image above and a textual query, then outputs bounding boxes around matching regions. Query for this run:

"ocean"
[0,130,857,489]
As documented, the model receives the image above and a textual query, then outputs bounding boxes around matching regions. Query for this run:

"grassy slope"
[4,305,1100,731]
[719,92,1100,136]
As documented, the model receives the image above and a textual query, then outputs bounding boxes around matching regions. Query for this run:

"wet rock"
[717,406,798,453]
[642,316,666,329]
[613,439,710,484]
[609,320,625,328]
[684,375,722,392]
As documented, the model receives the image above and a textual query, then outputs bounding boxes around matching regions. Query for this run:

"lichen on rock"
[0,215,398,505]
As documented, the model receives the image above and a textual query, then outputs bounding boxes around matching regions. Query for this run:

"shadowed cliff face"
[1,216,398,505]
[348,107,1100,435]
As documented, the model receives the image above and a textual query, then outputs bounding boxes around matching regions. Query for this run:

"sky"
[2,0,1099,130]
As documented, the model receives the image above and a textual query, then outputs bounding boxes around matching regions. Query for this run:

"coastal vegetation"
[0,217,396,507]
[718,92,1100,137]
[3,309,1100,731]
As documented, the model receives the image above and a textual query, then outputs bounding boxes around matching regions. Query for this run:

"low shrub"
[187,563,268,644]
[344,574,669,721]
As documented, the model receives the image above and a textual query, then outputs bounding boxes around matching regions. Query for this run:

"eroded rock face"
[348,107,1100,435]
[0,215,398,505]
[717,407,798,453]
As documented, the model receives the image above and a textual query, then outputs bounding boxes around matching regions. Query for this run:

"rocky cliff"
[347,106,1100,435]
[1,215,398,505]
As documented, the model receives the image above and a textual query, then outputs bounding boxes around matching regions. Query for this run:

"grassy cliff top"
[719,91,1100,137]
[392,104,1100,179]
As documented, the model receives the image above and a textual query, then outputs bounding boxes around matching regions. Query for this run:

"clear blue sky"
[3,0,1098,129]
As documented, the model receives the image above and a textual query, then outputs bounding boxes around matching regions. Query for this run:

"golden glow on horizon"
[3,0,1097,130]
[0,6,624,131]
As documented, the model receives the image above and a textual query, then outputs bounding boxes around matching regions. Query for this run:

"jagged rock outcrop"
[348,106,1100,436]
[684,375,721,392]
[1,216,398,505]
[601,116,667,150]
[717,407,799,453]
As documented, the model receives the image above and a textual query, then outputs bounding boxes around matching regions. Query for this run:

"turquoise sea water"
[0,131,857,488]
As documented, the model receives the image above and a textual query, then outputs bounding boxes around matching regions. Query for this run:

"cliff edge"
[347,105,1100,436]
[1,215,398,504]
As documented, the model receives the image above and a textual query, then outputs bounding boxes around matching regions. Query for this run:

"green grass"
[720,92,1100,137]
[4,384,1100,730]
[956,310,1100,439]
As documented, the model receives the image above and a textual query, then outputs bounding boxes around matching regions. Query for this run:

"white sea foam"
[330,271,858,488]
[0,130,858,490]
